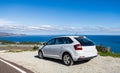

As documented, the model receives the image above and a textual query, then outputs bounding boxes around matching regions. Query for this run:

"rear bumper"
[77,55,97,61]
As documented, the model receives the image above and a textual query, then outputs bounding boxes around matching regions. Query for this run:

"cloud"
[0,19,15,24]
[0,19,120,35]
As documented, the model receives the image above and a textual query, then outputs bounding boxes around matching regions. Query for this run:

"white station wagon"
[38,36,97,66]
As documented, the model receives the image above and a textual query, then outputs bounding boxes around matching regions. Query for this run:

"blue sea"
[0,35,120,53]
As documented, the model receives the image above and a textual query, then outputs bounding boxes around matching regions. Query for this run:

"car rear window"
[75,37,95,46]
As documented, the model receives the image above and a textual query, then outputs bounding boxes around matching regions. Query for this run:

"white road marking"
[0,59,27,73]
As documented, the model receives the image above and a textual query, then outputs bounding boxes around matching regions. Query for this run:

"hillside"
[0,32,25,37]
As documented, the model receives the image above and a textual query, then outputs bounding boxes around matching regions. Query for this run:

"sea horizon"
[0,35,120,53]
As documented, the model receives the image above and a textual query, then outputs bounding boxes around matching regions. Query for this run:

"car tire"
[62,53,73,66]
[38,50,43,59]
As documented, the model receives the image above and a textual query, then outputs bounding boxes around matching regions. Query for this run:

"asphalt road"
[0,58,33,73]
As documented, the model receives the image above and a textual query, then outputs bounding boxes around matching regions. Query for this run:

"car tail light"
[74,44,82,50]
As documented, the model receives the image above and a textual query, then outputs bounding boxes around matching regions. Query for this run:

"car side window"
[55,38,64,44]
[55,37,73,44]
[46,39,55,45]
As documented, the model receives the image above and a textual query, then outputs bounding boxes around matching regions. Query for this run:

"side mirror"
[43,42,46,45]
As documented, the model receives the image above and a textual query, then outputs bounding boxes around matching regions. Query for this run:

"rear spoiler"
[79,36,86,38]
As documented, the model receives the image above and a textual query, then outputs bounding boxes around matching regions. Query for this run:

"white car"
[38,36,97,66]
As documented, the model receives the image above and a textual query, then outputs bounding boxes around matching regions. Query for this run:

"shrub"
[96,45,110,53]
[0,40,16,44]
[32,46,39,50]
[20,42,39,44]
[96,45,120,58]
[8,49,23,52]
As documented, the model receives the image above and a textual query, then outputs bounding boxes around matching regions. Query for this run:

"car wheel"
[38,50,43,59]
[62,53,73,66]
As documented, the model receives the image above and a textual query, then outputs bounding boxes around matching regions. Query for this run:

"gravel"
[0,51,120,73]
[0,45,34,51]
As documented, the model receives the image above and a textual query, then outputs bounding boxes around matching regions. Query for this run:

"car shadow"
[34,55,88,66]
[34,55,64,65]
[73,60,89,65]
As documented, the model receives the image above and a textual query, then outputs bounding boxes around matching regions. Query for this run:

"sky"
[0,0,120,35]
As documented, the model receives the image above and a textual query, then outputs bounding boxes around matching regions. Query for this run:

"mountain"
[0,32,25,37]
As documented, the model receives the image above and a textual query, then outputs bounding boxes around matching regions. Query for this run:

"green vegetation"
[7,45,39,53]
[19,42,43,45]
[0,40,44,45]
[8,49,25,52]
[96,45,120,58]
[0,40,16,44]
[32,46,39,51]
[96,45,110,53]
[98,52,120,58]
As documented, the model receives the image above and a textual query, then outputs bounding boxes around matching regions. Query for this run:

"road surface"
[0,58,33,73]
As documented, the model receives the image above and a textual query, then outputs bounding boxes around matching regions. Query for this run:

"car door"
[50,38,65,59]
[43,38,55,57]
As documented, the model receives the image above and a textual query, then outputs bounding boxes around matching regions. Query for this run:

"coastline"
[0,35,120,53]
